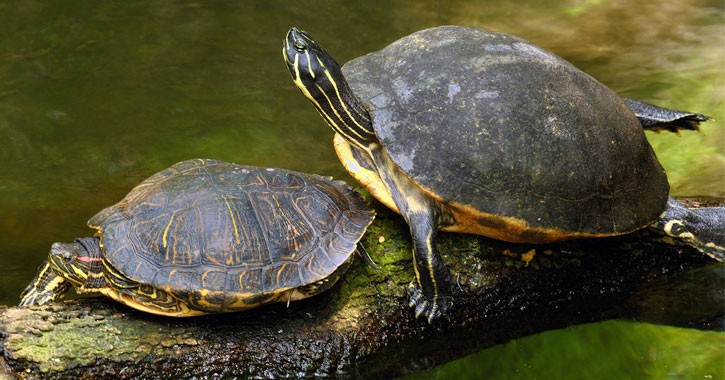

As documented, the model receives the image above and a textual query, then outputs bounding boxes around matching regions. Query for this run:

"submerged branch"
[0,201,720,379]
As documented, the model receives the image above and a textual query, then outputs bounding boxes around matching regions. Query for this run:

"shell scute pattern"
[88,159,373,300]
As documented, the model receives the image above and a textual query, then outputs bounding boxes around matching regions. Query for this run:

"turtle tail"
[624,98,710,133]
[649,197,725,261]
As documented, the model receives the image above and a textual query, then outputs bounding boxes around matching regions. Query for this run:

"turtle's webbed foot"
[646,114,709,134]
[407,282,450,323]
[624,98,710,133]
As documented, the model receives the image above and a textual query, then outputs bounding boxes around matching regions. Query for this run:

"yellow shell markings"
[275,263,289,286]
[200,270,212,288]
[227,202,247,265]
[78,159,373,315]
[273,192,316,260]
[142,198,164,206]
[97,276,295,316]
[298,199,339,243]
[234,199,266,266]
[130,261,143,279]
[247,191,276,266]
[222,195,242,245]
[95,244,123,266]
[162,211,176,248]
[270,194,296,254]
[97,288,206,317]
[237,271,246,290]
[441,196,649,243]
[250,188,319,266]
[168,269,177,282]
[305,251,325,278]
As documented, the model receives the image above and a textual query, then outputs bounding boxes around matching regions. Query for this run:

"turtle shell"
[341,26,668,237]
[87,159,374,312]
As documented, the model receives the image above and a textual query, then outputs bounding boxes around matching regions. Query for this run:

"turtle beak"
[288,27,306,47]
[284,27,320,84]
[283,27,304,67]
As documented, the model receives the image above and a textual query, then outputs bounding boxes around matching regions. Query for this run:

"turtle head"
[283,27,344,92]
[47,242,92,286]
[19,240,103,306]
[283,28,376,148]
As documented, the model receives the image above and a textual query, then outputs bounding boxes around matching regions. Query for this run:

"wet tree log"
[0,200,720,380]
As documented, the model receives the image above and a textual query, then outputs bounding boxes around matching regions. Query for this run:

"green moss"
[0,303,199,374]
[325,194,422,319]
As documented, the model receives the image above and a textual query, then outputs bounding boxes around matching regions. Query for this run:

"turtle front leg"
[366,144,453,322]
[19,259,71,306]
[406,210,453,322]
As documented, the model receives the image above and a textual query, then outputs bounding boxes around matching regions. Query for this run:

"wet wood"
[0,203,719,379]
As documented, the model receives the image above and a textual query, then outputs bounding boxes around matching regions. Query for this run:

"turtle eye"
[293,42,306,52]
[62,251,73,261]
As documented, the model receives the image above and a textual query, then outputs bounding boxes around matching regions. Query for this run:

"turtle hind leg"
[295,257,355,299]
[19,259,71,306]
[650,197,725,261]
[624,98,710,133]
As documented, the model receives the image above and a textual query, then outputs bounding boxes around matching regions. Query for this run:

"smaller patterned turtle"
[19,159,375,316]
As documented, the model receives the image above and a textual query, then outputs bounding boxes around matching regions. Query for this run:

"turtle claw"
[414,300,429,319]
[407,281,449,323]
[408,283,424,308]
[19,289,54,307]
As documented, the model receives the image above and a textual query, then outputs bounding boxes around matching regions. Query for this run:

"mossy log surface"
[0,200,720,380]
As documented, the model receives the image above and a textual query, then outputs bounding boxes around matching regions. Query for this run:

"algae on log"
[0,202,719,379]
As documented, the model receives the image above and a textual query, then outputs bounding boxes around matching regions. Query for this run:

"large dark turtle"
[283,25,724,322]
[19,159,375,316]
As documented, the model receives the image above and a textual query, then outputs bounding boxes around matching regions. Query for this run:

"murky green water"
[406,320,725,380]
[1,0,722,377]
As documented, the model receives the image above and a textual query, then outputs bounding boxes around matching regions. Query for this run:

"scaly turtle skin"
[20,159,375,316]
[283,25,724,322]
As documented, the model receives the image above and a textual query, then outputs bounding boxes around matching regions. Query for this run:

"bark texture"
[0,201,720,380]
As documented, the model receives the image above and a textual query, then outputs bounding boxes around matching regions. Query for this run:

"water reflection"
[405,319,725,380]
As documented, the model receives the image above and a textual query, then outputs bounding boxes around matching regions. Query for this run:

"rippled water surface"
[0,0,722,377]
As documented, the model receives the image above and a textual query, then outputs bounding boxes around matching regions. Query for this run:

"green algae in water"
[403,320,725,380]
